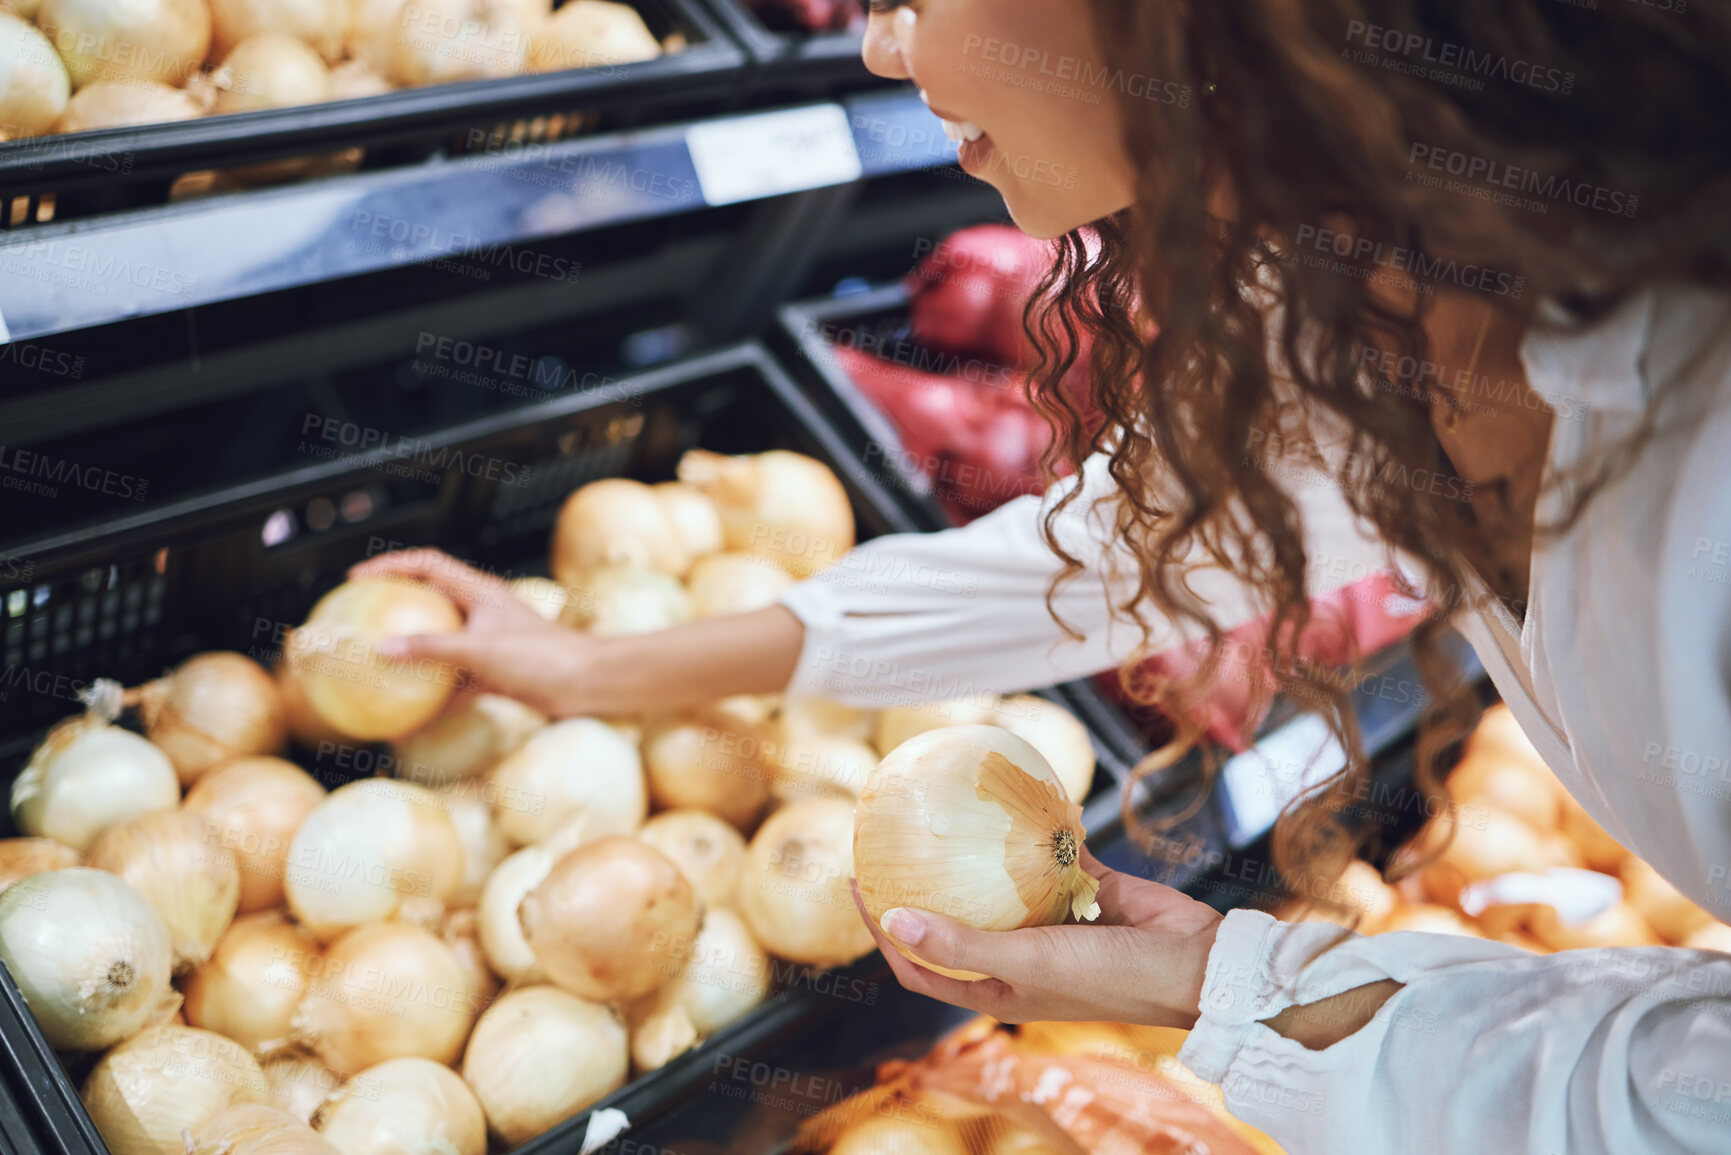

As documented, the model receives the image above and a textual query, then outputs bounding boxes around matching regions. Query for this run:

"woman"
[359,2,1731,1150]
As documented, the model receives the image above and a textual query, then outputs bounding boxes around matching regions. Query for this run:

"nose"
[862,9,913,80]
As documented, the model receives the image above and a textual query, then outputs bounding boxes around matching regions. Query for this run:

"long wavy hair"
[1022,0,1731,907]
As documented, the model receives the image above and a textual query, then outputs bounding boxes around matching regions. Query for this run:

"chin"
[995,185,1103,241]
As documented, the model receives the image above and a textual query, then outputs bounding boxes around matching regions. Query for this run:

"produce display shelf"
[698,0,879,99]
[0,88,955,347]
[0,0,743,216]
[0,341,1140,1155]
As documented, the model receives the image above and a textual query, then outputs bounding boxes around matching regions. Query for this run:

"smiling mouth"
[919,89,986,144]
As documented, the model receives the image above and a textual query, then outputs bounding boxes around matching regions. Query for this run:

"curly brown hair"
[1025,0,1731,906]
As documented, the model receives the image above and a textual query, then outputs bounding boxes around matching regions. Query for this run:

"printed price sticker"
[688,104,864,207]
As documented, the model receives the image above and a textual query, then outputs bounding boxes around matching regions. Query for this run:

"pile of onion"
[53,80,206,133]
[89,811,241,971]
[629,907,769,1071]
[676,449,855,578]
[684,552,795,618]
[653,481,723,561]
[874,696,998,756]
[10,712,180,851]
[39,0,212,87]
[508,575,574,621]
[261,1052,344,1124]
[213,34,334,114]
[183,912,319,1052]
[385,0,546,87]
[129,651,288,786]
[393,693,546,787]
[187,1102,340,1155]
[642,709,773,829]
[854,726,1100,980]
[184,756,327,913]
[737,797,875,969]
[0,14,70,139]
[486,717,645,845]
[564,566,693,635]
[209,0,345,60]
[83,1026,271,1154]
[551,478,688,583]
[527,0,660,73]
[636,809,746,908]
[772,730,878,802]
[313,1057,486,1155]
[461,986,626,1149]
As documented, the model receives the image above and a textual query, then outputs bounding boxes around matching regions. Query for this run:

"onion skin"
[214,33,333,113]
[88,811,241,971]
[184,756,327,914]
[460,986,627,1149]
[737,797,875,970]
[683,552,794,618]
[211,0,344,61]
[653,481,723,561]
[675,449,855,578]
[772,731,878,802]
[439,907,502,1012]
[394,693,546,788]
[642,713,773,830]
[0,836,81,895]
[277,645,349,750]
[636,809,746,909]
[440,784,510,907]
[485,717,646,846]
[11,714,181,851]
[551,477,688,583]
[53,79,205,132]
[0,14,71,138]
[630,907,768,1066]
[564,565,693,635]
[313,1057,486,1155]
[40,0,212,89]
[183,912,319,1052]
[135,652,288,787]
[262,1053,344,1124]
[873,697,998,757]
[507,575,573,621]
[527,0,660,73]
[187,1102,342,1155]
[387,0,534,88]
[83,1026,271,1155]
[519,836,701,1002]
[991,695,1096,805]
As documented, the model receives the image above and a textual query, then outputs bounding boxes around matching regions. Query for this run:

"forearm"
[570,606,805,716]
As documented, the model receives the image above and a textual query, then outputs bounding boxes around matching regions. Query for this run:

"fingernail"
[377,637,409,659]
[881,908,925,946]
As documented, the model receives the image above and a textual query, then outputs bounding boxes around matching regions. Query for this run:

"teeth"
[939,118,985,144]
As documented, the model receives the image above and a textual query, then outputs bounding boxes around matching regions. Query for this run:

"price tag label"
[1220,713,1349,843]
[687,104,864,207]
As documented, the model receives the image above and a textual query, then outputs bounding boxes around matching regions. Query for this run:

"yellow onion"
[461,986,626,1149]
[262,1052,344,1124]
[564,565,693,635]
[1465,704,1549,770]
[53,79,206,132]
[291,922,479,1076]
[873,697,999,757]
[676,449,854,578]
[991,695,1095,805]
[684,552,795,618]
[780,696,874,743]
[0,868,176,1051]
[552,477,688,583]
[394,692,546,787]
[0,14,70,138]
[184,756,327,914]
[773,731,878,802]
[439,907,501,1011]
[285,578,463,742]
[131,651,286,788]
[527,0,659,73]
[519,836,700,1002]
[83,1026,270,1155]
[186,1102,340,1155]
[210,0,344,60]
[277,645,350,750]
[1417,808,1577,908]
[439,784,510,907]
[88,811,240,971]
[737,797,874,969]
[486,717,645,845]
[342,0,401,71]
[183,912,319,1052]
[284,778,464,940]
[653,481,723,562]
[629,908,768,1070]
[213,33,333,114]
[1619,858,1712,943]
[387,0,537,87]
[1446,749,1562,832]
[313,1057,485,1155]
[854,726,1100,981]
[642,710,773,829]
[0,836,81,895]
[11,713,180,851]
[475,817,589,982]
[637,809,746,909]
[40,0,211,88]
[507,575,574,621]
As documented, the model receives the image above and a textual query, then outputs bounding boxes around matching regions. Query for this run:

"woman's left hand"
[853,846,1224,1028]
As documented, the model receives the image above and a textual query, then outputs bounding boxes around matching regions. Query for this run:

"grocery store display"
[854,726,1099,981]
[9,713,181,851]
[677,448,856,577]
[0,12,71,138]
[82,1026,270,1155]
[128,652,288,787]
[87,811,241,971]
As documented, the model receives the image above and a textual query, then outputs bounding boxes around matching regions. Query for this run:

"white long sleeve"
[1179,910,1731,1154]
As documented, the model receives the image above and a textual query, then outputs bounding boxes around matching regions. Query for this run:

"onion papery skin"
[262,1052,344,1124]
[213,34,332,114]
[636,907,768,1043]
[636,809,746,909]
[854,725,1100,981]
[642,711,773,830]
[873,697,999,757]
[88,810,241,971]
[313,1057,486,1155]
[387,0,543,86]
[476,843,556,983]
[773,731,878,803]
[285,578,463,743]
[527,0,660,73]
[52,79,205,131]
[11,714,181,851]
[40,0,212,89]
[675,449,855,578]
[551,477,688,583]
[564,565,693,635]
[653,481,723,562]
[519,836,700,1002]
[184,756,327,914]
[0,836,81,895]
[485,717,645,845]
[277,643,349,750]
[461,986,627,1149]
[291,922,479,1076]
[440,785,510,907]
[83,1026,271,1155]
[439,906,502,1011]
[187,1102,342,1155]
[990,695,1096,805]
[183,912,319,1052]
[0,14,71,138]
[683,552,795,618]
[394,693,546,787]
[0,868,176,1051]
[736,798,874,969]
[284,778,463,940]
[211,0,344,61]
[135,651,288,787]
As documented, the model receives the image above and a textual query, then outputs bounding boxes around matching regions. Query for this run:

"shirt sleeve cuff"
[1177,909,1288,1084]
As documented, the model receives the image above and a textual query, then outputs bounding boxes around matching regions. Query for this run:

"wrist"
[551,628,609,719]
[1173,915,1223,1030]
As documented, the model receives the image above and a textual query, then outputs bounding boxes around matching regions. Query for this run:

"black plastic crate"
[0,0,744,226]
[0,341,1143,1155]
[697,0,880,101]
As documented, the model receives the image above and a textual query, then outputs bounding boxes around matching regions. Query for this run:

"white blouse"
[779,284,1731,1154]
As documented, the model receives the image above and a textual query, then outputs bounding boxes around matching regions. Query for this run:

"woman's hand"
[854,846,1223,1028]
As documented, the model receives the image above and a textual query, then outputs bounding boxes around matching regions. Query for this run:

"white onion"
[39,0,211,88]
[0,14,70,139]
[213,33,333,114]
[737,798,875,969]
[854,726,1099,980]
[84,1026,271,1155]
[637,809,746,909]
[284,778,464,940]
[342,0,401,72]
[551,477,687,584]
[564,565,693,635]
[291,921,479,1075]
[183,912,319,1052]
[630,908,768,1070]
[313,1057,486,1155]
[394,693,546,787]
[439,907,501,1011]
[211,0,344,61]
[131,652,287,787]
[285,578,463,743]
[684,552,795,618]
[991,695,1096,804]
[485,717,645,845]
[52,79,206,132]
[184,756,327,914]
[527,0,659,73]
[873,696,999,756]
[773,731,878,802]
[439,784,510,906]
[642,712,772,829]
[519,836,701,1002]
[507,575,574,621]
[386,0,538,87]
[10,714,180,851]
[88,811,240,971]
[0,868,175,1051]
[653,481,723,562]
[676,449,855,578]
[474,818,588,982]
[185,1102,340,1155]
[461,986,627,1149]
[0,836,81,895]
[262,1052,344,1124]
